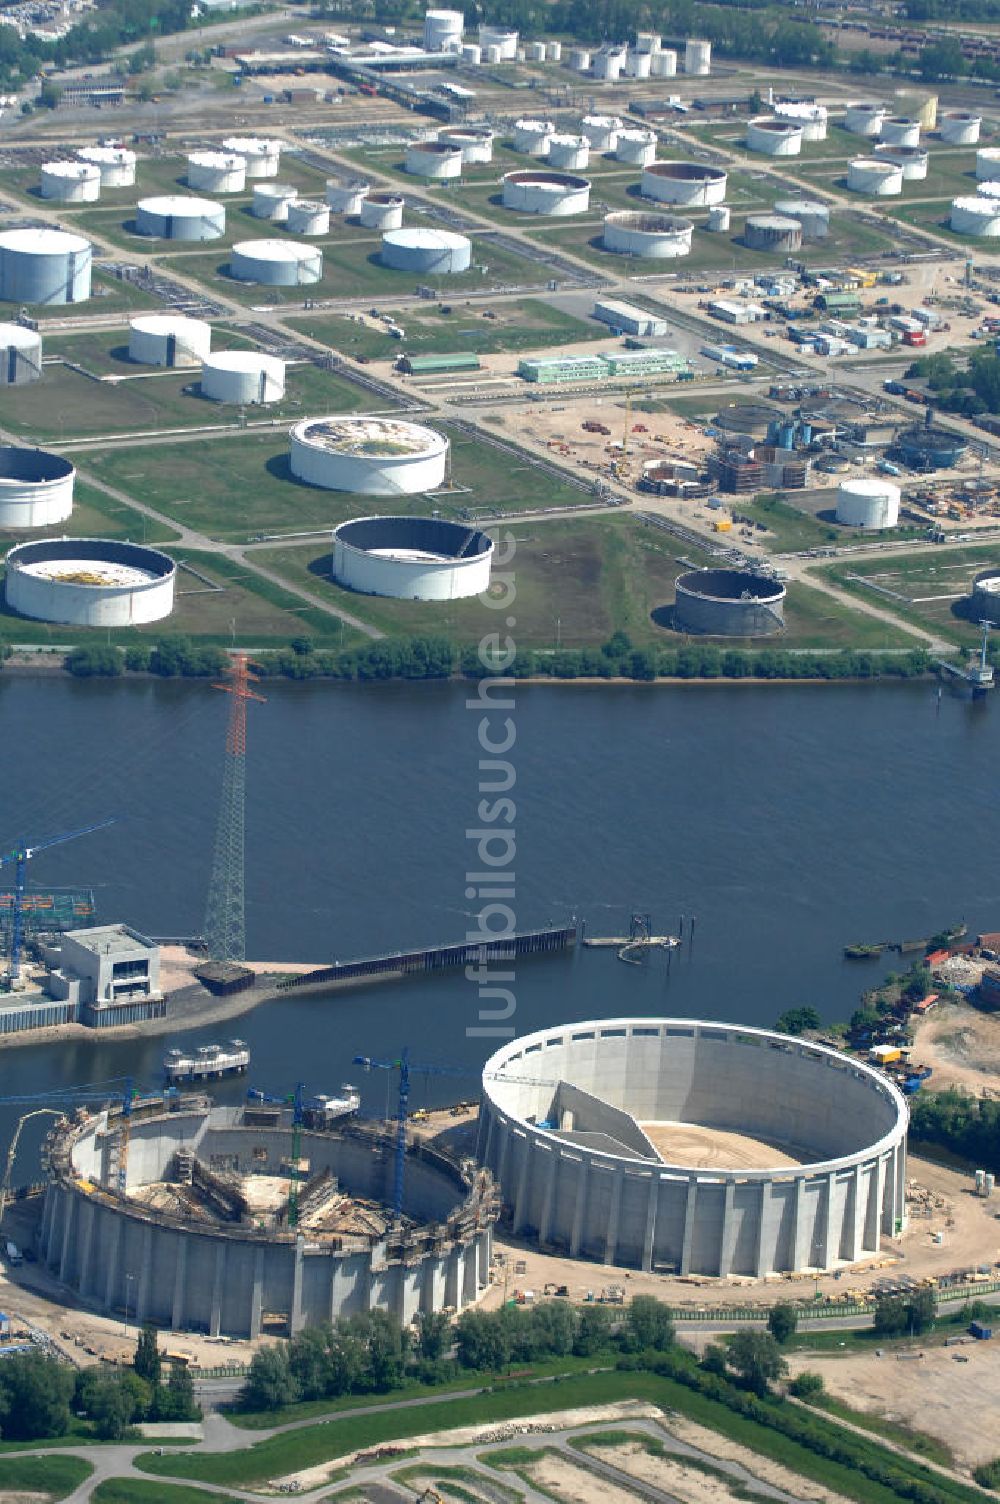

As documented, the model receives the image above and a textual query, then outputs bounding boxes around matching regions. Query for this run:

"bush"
[65,644,123,677]
[789,1371,825,1400]
[767,1303,799,1344]
[975,1458,1000,1490]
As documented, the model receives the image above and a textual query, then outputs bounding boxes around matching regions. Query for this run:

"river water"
[0,675,997,1163]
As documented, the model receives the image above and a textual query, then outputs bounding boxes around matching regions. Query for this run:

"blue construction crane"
[353,1048,470,1224]
[0,819,115,983]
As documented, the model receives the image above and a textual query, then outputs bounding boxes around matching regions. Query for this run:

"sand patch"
[582,1441,769,1504]
[523,1453,639,1504]
[660,1415,848,1504]
[639,1122,805,1171]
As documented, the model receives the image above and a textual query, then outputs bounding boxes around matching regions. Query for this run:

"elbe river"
[0,674,997,1164]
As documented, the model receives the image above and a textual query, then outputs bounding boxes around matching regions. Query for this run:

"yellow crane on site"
[611,390,634,482]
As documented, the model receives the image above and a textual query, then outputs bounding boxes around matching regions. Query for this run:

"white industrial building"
[230,240,323,286]
[684,38,711,74]
[0,323,42,384]
[0,227,92,305]
[513,118,555,156]
[332,515,493,600]
[201,351,285,404]
[547,134,590,171]
[326,179,370,215]
[847,158,903,196]
[188,151,247,194]
[405,140,464,178]
[593,298,668,335]
[251,182,298,222]
[746,118,803,156]
[424,8,464,51]
[359,193,404,230]
[286,200,330,236]
[642,161,727,205]
[290,416,449,496]
[0,447,74,527]
[580,115,622,152]
[836,478,900,528]
[128,314,212,368]
[438,127,494,163]
[77,145,137,187]
[43,925,161,1010]
[381,227,471,274]
[4,538,176,626]
[502,170,590,215]
[135,195,226,240]
[615,129,657,166]
[222,136,281,178]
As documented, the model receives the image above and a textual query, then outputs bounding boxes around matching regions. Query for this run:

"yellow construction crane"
[612,390,633,481]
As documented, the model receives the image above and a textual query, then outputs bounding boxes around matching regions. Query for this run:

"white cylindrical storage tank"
[603,210,693,258]
[252,181,298,222]
[642,161,727,205]
[844,101,885,137]
[547,40,562,61]
[359,192,404,230]
[128,314,211,368]
[651,48,677,76]
[568,47,591,71]
[483,43,502,63]
[286,199,330,235]
[580,115,622,152]
[513,118,555,156]
[706,204,731,232]
[290,416,449,496]
[39,161,100,203]
[747,118,803,157]
[547,134,590,170]
[940,111,980,146]
[201,351,285,404]
[950,196,1000,237]
[230,239,323,286]
[744,213,803,252]
[222,136,281,178]
[880,116,920,147]
[424,8,463,51]
[405,140,464,178]
[836,478,900,529]
[847,158,902,196]
[478,26,518,59]
[502,170,590,216]
[5,538,175,626]
[592,47,625,80]
[0,448,74,527]
[976,147,1000,181]
[773,198,830,239]
[0,324,42,385]
[615,129,656,166]
[77,145,136,187]
[439,127,493,163]
[874,144,928,181]
[526,40,546,62]
[187,151,246,193]
[135,195,225,240]
[975,180,1000,199]
[381,226,471,273]
[636,31,661,52]
[685,38,711,74]
[773,101,827,142]
[0,228,92,305]
[625,47,652,78]
[327,178,370,215]
[461,43,481,64]
[333,516,492,600]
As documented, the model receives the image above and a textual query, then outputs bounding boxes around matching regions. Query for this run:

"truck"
[5,1240,22,1267]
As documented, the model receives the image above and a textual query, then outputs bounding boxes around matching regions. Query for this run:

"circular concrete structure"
[615,129,657,166]
[970,569,1000,624]
[603,211,693,258]
[837,477,900,528]
[40,1098,495,1338]
[286,199,330,236]
[774,102,827,141]
[438,128,494,164]
[222,136,280,178]
[746,118,803,157]
[359,192,404,231]
[0,227,92,305]
[251,182,298,223]
[874,144,928,181]
[128,314,211,368]
[40,160,101,202]
[940,111,981,145]
[326,179,370,215]
[547,134,590,171]
[977,147,1000,181]
[502,170,590,215]
[77,146,136,187]
[381,227,471,274]
[0,447,74,528]
[290,416,449,495]
[880,116,920,147]
[230,239,322,286]
[845,101,886,136]
[773,198,830,238]
[674,568,786,636]
[187,151,246,194]
[951,196,1000,236]
[5,537,175,624]
[847,158,903,196]
[896,424,966,468]
[136,195,225,240]
[580,115,622,151]
[513,119,555,156]
[405,140,464,179]
[332,515,493,599]
[641,161,727,206]
[744,213,802,251]
[478,1018,908,1276]
[0,323,42,384]
[201,351,285,404]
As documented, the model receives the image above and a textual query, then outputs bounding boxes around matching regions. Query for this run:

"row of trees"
[241,1309,418,1412]
[909,1088,1000,1176]
[906,350,1000,418]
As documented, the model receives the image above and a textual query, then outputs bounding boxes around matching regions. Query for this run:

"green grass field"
[91,1481,240,1504]
[285,299,605,361]
[821,541,1000,646]
[0,1455,93,1500]
[45,325,255,377]
[1,268,164,322]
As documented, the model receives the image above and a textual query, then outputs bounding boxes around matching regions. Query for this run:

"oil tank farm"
[187,151,247,194]
[674,568,786,635]
[837,477,900,528]
[746,118,803,156]
[513,119,555,156]
[593,45,626,80]
[477,1018,908,1277]
[685,38,711,73]
[0,323,42,384]
[970,569,1000,624]
[128,314,211,368]
[381,227,471,274]
[40,1096,497,1336]
[251,182,298,222]
[135,195,225,241]
[286,199,330,236]
[479,25,518,59]
[405,140,463,179]
[0,227,92,305]
[40,160,100,202]
[502,170,591,215]
[5,538,175,625]
[290,416,449,495]
[424,8,464,50]
[327,179,369,215]
[603,211,693,258]
[201,351,285,404]
[976,147,1000,180]
[951,196,1000,236]
[547,134,590,171]
[615,129,657,166]
[743,213,802,252]
[847,158,903,196]
[844,101,886,136]
[230,240,322,286]
[896,422,967,469]
[774,101,827,141]
[880,116,920,147]
[359,192,404,230]
[438,127,494,163]
[222,136,281,178]
[0,447,74,527]
[940,110,981,145]
[873,144,928,180]
[77,145,137,187]
[332,516,493,600]
[580,115,622,151]
[641,161,727,205]
[773,198,830,238]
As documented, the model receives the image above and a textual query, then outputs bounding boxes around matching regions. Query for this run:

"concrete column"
[327,1252,343,1326]
[496,1125,512,1213]
[478,1228,491,1287]
[641,1175,659,1272]
[78,1201,96,1298]
[679,1181,697,1275]
[289,1236,304,1336]
[171,1237,188,1331]
[791,1179,809,1270]
[40,1189,56,1258]
[604,1171,623,1265]
[463,1243,478,1303]
[104,1216,123,1313]
[392,1266,407,1325]
[512,1141,532,1235]
[135,1225,153,1325]
[445,1246,462,1309]
[58,1193,76,1284]
[717,1181,737,1278]
[821,1173,837,1269]
[536,1150,559,1247]
[569,1160,589,1257]
[209,1242,227,1338]
[753,1183,770,1278]
[848,1166,864,1262]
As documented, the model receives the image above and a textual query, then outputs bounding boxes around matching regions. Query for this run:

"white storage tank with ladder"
[940,111,981,145]
[844,101,885,136]
[222,137,281,178]
[380,227,471,274]
[502,170,590,215]
[201,351,285,404]
[547,134,590,170]
[0,228,92,305]
[230,240,323,286]
[0,323,42,384]
[0,446,75,527]
[880,116,920,147]
[128,314,211,368]
[513,119,555,156]
[580,115,622,151]
[424,9,463,51]
[135,195,225,240]
[359,193,404,230]
[326,179,370,215]
[286,199,330,235]
[405,141,463,179]
[252,182,299,223]
[187,151,247,194]
[951,196,1000,237]
[847,158,903,196]
[77,145,137,187]
[438,128,494,163]
[40,161,100,202]
[615,129,657,166]
[746,118,803,156]
[651,48,677,76]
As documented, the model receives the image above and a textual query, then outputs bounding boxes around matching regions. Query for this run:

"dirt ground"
[660,1413,846,1504]
[912,998,1000,1097]
[525,1452,640,1504]
[582,1439,805,1504]
[638,1120,804,1171]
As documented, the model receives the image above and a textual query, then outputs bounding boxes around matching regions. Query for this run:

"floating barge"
[164,1039,250,1083]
